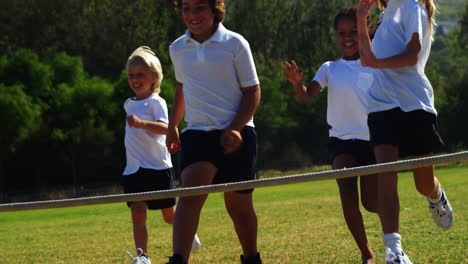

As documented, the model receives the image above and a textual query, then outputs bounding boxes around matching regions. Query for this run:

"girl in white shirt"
[357,0,453,263]
[284,8,378,264]
[123,46,200,264]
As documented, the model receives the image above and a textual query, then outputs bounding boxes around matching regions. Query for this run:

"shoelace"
[385,248,397,263]
[127,248,145,262]
[430,197,448,222]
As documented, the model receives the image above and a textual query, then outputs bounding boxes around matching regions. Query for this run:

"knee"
[226,203,256,223]
[163,217,173,225]
[131,203,147,225]
[362,199,378,213]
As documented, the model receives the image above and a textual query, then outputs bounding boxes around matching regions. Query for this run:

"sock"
[383,233,403,255]
[427,185,442,204]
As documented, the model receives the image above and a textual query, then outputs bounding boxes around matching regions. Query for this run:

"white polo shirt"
[169,23,260,131]
[313,59,373,141]
[369,0,436,114]
[123,94,172,175]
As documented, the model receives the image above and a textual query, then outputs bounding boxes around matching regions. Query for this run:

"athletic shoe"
[385,248,412,264]
[427,187,454,229]
[128,248,151,264]
[240,252,262,264]
[192,233,201,252]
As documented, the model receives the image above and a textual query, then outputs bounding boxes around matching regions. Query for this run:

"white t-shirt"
[369,0,436,114]
[313,59,373,141]
[169,23,260,131]
[123,93,172,175]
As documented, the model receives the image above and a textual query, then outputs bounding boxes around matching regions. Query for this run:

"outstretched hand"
[357,0,375,19]
[283,60,304,86]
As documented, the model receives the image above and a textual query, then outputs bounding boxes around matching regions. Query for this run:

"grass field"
[0,164,467,263]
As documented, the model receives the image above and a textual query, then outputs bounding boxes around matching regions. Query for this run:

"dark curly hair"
[333,7,357,30]
[174,0,225,23]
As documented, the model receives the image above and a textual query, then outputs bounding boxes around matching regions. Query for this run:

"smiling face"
[126,60,156,100]
[181,0,217,42]
[336,18,359,60]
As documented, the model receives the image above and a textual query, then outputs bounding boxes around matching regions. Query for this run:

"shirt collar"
[183,23,228,44]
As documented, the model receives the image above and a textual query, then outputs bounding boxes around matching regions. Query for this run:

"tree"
[0,84,41,198]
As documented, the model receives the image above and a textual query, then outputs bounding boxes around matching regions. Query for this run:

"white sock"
[383,233,403,254]
[427,185,442,204]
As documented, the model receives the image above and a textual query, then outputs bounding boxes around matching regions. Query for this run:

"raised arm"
[283,60,321,102]
[357,0,421,68]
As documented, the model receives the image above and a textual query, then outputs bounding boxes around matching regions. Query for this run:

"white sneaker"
[128,248,152,264]
[427,187,454,230]
[192,233,201,252]
[385,248,412,264]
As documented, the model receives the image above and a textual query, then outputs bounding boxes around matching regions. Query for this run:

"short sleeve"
[169,45,184,83]
[404,3,427,45]
[234,38,259,88]
[150,97,169,123]
[312,62,331,90]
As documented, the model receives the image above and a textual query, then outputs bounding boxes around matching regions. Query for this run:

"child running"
[122,46,200,264]
[166,0,262,263]
[356,0,454,263]
[284,7,378,264]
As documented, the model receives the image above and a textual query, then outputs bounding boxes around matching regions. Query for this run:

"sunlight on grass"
[0,164,466,263]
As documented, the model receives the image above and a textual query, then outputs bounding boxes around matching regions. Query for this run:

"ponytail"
[376,0,386,10]
[420,0,437,29]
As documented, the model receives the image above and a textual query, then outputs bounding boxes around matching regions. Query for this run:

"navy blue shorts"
[122,167,176,210]
[368,107,444,157]
[180,126,258,194]
[327,137,376,166]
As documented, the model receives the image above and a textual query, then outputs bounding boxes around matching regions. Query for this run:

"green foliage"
[0,0,466,193]
[0,49,53,104]
[49,52,85,87]
[0,84,41,154]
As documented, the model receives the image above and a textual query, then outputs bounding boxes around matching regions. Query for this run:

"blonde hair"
[126,46,163,94]
[376,0,437,29]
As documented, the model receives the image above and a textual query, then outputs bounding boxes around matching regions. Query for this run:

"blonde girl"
[123,46,200,264]
[356,0,454,263]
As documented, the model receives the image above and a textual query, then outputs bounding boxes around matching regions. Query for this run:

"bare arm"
[357,0,421,68]
[221,84,261,154]
[283,60,321,102]
[127,115,168,135]
[166,81,186,154]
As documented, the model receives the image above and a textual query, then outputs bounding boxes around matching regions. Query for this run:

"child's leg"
[360,173,378,213]
[172,162,216,262]
[411,154,453,229]
[334,154,374,261]
[410,155,439,198]
[224,191,258,258]
[374,145,400,234]
[131,201,149,253]
[162,206,176,224]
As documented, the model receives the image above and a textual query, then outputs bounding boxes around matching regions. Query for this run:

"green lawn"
[0,164,466,263]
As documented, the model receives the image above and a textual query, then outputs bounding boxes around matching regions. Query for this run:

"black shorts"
[122,167,176,210]
[368,107,444,157]
[327,137,376,165]
[180,126,258,194]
